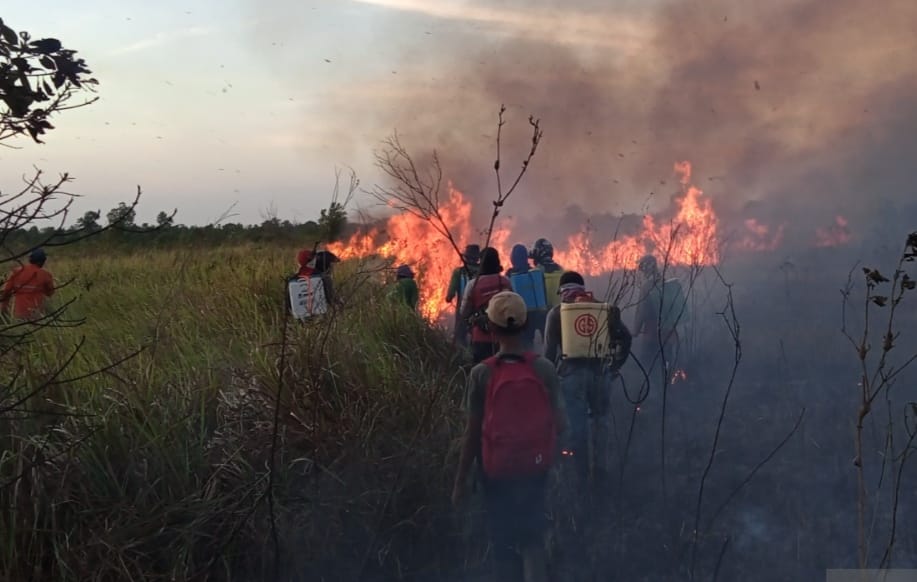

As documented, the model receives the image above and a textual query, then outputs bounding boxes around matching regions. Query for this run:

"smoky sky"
[373,0,917,245]
[249,0,917,249]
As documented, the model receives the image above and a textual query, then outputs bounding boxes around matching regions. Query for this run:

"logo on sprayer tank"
[574,313,598,336]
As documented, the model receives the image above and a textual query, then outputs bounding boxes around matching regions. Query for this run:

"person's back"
[390,265,419,310]
[447,245,481,347]
[460,247,512,363]
[543,271,631,492]
[1,249,54,320]
[453,292,565,582]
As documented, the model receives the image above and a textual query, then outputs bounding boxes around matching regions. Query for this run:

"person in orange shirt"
[1,248,55,321]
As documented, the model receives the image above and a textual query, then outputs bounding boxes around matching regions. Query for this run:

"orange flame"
[815,215,851,248]
[326,160,844,322]
[554,161,720,275]
[735,218,785,252]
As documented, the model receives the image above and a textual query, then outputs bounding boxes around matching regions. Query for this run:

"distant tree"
[156,211,174,228]
[0,17,98,143]
[76,209,101,231]
[318,167,358,243]
[318,201,347,243]
[107,202,136,227]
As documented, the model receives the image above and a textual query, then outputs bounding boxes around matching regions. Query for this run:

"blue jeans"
[482,474,548,582]
[559,362,614,483]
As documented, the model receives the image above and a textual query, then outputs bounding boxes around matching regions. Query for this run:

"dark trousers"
[454,309,470,347]
[482,474,549,582]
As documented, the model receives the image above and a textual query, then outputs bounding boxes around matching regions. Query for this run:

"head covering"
[559,271,585,287]
[29,248,47,265]
[478,247,502,276]
[510,244,530,272]
[486,291,528,330]
[529,238,554,264]
[396,264,414,279]
[638,254,658,276]
[463,244,481,265]
[558,270,590,302]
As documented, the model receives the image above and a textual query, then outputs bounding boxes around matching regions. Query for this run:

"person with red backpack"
[543,271,632,490]
[459,247,512,363]
[452,291,567,582]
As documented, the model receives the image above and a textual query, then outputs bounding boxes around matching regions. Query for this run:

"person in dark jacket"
[543,270,631,489]
[446,244,481,347]
[459,247,511,364]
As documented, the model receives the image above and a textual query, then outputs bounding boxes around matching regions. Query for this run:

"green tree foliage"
[107,202,136,227]
[75,209,101,231]
[0,17,98,142]
[319,201,347,243]
[156,211,174,228]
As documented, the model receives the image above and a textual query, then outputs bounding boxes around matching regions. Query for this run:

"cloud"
[347,0,651,51]
[110,26,215,55]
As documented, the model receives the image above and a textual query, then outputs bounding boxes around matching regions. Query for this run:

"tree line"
[4,200,357,255]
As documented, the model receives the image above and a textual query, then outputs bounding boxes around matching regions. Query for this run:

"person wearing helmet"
[1,248,55,321]
[529,238,564,343]
[633,254,687,381]
[446,244,481,347]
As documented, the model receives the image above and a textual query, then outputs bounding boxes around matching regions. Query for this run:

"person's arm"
[633,287,651,336]
[410,281,419,310]
[538,358,567,436]
[459,278,476,320]
[1,270,17,315]
[452,366,485,506]
[43,271,55,297]
[446,268,459,303]
[543,307,561,363]
[609,306,632,371]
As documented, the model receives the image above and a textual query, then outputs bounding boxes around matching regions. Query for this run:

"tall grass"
[0,244,467,581]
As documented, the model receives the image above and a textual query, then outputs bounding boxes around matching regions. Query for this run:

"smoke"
[370,1,917,246]
[244,0,917,251]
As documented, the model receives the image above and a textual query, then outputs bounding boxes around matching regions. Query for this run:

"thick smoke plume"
[289,0,917,251]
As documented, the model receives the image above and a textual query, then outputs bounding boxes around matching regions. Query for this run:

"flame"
[735,218,786,252]
[554,161,720,275]
[326,160,847,323]
[815,215,851,248]
[329,185,480,321]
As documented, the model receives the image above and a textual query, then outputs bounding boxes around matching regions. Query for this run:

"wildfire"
[815,215,851,248]
[327,185,512,321]
[554,161,720,276]
[325,160,849,323]
[735,218,785,252]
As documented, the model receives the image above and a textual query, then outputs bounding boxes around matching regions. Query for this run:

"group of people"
[448,240,686,582]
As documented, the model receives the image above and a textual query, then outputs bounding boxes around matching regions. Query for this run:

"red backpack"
[480,352,557,479]
[468,274,511,342]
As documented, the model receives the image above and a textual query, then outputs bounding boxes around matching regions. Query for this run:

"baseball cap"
[486,291,528,330]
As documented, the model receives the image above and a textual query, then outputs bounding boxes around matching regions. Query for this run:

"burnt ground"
[429,245,917,582]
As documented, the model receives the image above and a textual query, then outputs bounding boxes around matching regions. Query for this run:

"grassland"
[0,244,469,582]
[3,242,916,582]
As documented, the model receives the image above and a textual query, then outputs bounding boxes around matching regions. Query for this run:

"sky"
[1,0,437,225]
[2,0,915,235]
